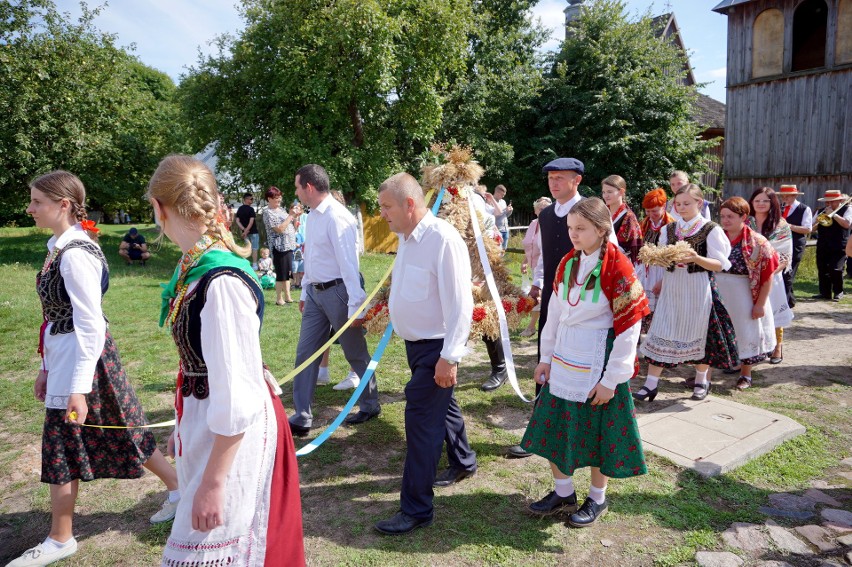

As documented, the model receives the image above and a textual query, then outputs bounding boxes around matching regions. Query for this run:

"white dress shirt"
[389,212,473,363]
[302,194,366,317]
[532,194,619,289]
[43,225,107,408]
[659,216,732,272]
[784,200,813,228]
[539,249,641,389]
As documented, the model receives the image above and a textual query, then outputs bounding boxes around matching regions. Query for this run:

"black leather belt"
[313,278,344,291]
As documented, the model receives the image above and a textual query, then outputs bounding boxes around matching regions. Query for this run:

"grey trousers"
[290,283,378,427]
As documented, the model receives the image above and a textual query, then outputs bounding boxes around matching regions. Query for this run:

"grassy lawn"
[0,225,850,565]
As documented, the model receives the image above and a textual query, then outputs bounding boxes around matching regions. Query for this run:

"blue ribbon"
[296,186,446,457]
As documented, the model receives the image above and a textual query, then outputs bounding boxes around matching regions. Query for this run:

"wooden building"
[712,0,852,210]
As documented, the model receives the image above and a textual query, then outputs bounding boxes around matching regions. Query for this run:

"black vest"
[538,202,578,309]
[171,267,264,400]
[816,204,850,251]
[784,204,808,249]
[36,240,109,336]
[665,221,718,273]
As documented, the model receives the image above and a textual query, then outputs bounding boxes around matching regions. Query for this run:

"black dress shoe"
[691,382,711,401]
[433,467,476,487]
[507,444,533,459]
[374,511,433,535]
[527,491,578,516]
[481,369,508,392]
[812,293,830,299]
[289,422,310,438]
[343,408,381,426]
[631,386,657,402]
[567,497,608,527]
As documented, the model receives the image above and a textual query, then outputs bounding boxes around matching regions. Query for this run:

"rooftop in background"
[712,0,758,13]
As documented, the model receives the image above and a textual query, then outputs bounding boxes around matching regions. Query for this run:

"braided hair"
[145,155,250,258]
[29,170,98,242]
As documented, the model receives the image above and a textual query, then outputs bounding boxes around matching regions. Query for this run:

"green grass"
[0,225,849,566]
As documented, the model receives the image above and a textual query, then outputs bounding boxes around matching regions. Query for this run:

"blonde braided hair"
[145,155,250,258]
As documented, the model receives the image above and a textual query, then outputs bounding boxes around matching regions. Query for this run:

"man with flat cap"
[373,172,476,535]
[509,157,586,458]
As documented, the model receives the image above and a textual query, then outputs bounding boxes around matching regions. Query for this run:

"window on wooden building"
[838,0,852,64]
[752,8,784,77]
[792,0,828,71]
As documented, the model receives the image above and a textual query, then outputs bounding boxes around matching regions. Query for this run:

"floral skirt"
[645,274,739,370]
[41,332,156,485]
[521,335,647,479]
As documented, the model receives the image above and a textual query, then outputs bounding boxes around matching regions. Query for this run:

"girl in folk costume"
[11,172,179,567]
[637,185,739,402]
[521,198,649,528]
[716,198,778,390]
[748,187,794,364]
[638,188,675,326]
[601,175,643,265]
[148,156,304,567]
[520,196,552,337]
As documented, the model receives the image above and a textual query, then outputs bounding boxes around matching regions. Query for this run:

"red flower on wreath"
[472,306,486,322]
[447,185,459,196]
[502,299,513,313]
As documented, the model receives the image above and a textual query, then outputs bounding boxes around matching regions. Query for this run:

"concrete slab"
[637,395,805,477]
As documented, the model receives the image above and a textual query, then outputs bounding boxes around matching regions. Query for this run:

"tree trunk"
[348,99,364,148]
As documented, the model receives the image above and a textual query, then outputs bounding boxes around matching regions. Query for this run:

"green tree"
[0,1,188,224]
[179,0,474,204]
[511,0,717,208]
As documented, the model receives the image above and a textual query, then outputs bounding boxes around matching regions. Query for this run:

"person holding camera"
[118,227,150,266]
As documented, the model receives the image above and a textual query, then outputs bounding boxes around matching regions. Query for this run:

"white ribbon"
[466,191,536,403]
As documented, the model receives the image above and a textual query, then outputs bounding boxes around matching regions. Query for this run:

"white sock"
[554,477,575,497]
[588,484,607,505]
[41,537,75,553]
[168,489,181,503]
[642,375,659,391]
[694,369,709,386]
[318,366,330,380]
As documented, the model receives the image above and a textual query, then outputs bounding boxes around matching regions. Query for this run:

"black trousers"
[816,246,846,298]
[782,242,806,308]
[401,339,476,519]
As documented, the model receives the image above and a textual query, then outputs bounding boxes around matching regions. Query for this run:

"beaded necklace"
[41,247,60,274]
[165,235,220,327]
[675,215,702,240]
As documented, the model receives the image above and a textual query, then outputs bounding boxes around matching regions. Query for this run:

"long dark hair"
[748,187,781,237]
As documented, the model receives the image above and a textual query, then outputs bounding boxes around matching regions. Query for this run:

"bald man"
[373,173,476,535]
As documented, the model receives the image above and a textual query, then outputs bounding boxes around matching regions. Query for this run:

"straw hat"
[817,189,849,202]
[778,184,804,196]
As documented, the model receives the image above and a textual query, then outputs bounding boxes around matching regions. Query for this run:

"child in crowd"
[257,247,276,290]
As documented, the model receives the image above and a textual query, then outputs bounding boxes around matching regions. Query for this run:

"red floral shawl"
[736,225,779,304]
[553,241,650,336]
[613,205,643,264]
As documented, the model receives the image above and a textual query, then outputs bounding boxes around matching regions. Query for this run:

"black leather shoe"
[631,386,657,402]
[433,467,476,487]
[507,444,533,459]
[691,382,711,401]
[343,408,381,426]
[811,293,830,299]
[289,422,310,438]
[527,491,578,516]
[481,369,508,392]
[567,497,608,527]
[374,511,433,535]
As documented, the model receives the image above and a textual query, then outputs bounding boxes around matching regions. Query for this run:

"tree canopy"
[0,1,188,224]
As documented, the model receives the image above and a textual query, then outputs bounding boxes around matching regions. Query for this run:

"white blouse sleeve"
[705,225,732,271]
[59,248,107,394]
[200,275,267,436]
[599,320,641,389]
[539,294,562,363]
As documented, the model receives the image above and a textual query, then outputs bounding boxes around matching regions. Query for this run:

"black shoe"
[528,490,579,516]
[480,369,508,392]
[343,408,381,426]
[812,294,830,299]
[691,382,711,401]
[567,497,608,528]
[834,292,845,302]
[433,467,476,487]
[507,444,533,459]
[631,386,657,402]
[289,422,310,438]
[374,511,433,535]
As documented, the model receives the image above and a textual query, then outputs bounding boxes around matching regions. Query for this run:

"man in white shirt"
[289,164,380,436]
[373,173,476,536]
[778,184,813,307]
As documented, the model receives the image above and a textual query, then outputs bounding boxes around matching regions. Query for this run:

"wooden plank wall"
[725,175,852,212]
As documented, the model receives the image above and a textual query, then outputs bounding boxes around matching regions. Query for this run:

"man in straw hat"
[778,185,812,307]
[811,189,851,301]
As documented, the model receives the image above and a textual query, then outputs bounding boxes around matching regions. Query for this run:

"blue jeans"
[247,233,260,250]
[499,229,509,250]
